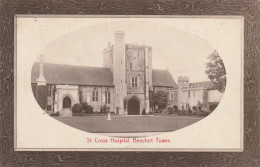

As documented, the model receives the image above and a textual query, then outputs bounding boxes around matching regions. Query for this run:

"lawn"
[54,115,202,133]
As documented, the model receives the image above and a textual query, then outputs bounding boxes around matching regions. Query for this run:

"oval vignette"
[31,21,226,137]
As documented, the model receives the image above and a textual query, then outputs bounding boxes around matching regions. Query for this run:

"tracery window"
[105,90,110,104]
[92,88,98,102]
[132,77,138,87]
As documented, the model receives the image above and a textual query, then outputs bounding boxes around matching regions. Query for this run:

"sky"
[37,20,216,82]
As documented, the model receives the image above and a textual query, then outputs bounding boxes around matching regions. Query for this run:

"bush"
[72,103,83,113]
[80,102,93,114]
[181,109,188,116]
[172,105,180,115]
[100,105,108,113]
[200,111,209,117]
[81,102,88,110]
[187,108,192,116]
[85,105,93,114]
[167,107,174,115]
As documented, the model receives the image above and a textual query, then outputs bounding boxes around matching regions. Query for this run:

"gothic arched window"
[105,90,111,104]
[92,89,98,102]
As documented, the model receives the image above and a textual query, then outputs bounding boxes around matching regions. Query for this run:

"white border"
[14,15,244,152]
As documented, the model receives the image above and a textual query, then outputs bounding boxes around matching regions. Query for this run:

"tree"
[149,90,168,112]
[205,50,226,93]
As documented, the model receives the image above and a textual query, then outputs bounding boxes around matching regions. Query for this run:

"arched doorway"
[63,96,71,109]
[128,98,140,115]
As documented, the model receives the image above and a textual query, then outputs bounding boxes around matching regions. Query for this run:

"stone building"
[31,31,223,115]
[31,31,176,115]
[167,76,224,112]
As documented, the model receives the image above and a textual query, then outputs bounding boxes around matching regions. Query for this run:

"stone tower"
[113,31,127,115]
[177,76,189,109]
[103,32,153,115]
[103,42,114,73]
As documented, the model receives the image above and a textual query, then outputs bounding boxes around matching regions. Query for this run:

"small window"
[170,93,174,100]
[105,90,110,104]
[188,91,190,98]
[132,77,138,87]
[130,62,132,70]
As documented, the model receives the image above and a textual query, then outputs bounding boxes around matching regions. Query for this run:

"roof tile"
[31,63,176,87]
[31,63,114,86]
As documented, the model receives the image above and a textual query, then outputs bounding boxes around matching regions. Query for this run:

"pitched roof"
[31,63,176,87]
[152,69,176,87]
[31,63,114,86]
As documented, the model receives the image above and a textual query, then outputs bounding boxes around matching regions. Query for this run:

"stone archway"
[63,96,72,109]
[127,97,140,115]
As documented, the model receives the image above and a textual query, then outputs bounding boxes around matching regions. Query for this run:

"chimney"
[36,54,46,85]
[36,54,47,111]
[113,31,126,115]
[113,31,125,83]
[114,31,125,49]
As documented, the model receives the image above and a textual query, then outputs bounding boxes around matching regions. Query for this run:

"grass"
[54,115,202,133]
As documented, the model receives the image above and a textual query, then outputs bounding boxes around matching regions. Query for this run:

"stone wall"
[182,89,205,107]
[80,86,114,112]
[125,45,148,114]
[168,90,178,107]
[54,85,79,113]
[125,47,145,71]
[125,47,146,94]
[154,86,170,92]
[126,71,145,94]
[147,47,153,90]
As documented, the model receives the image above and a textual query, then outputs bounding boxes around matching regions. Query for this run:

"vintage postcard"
[15,16,243,151]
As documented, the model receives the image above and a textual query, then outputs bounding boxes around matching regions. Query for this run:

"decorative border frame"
[1,0,259,166]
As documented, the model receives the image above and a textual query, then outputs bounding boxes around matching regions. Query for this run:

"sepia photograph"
[31,21,225,137]
[1,0,258,166]
[15,16,243,151]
